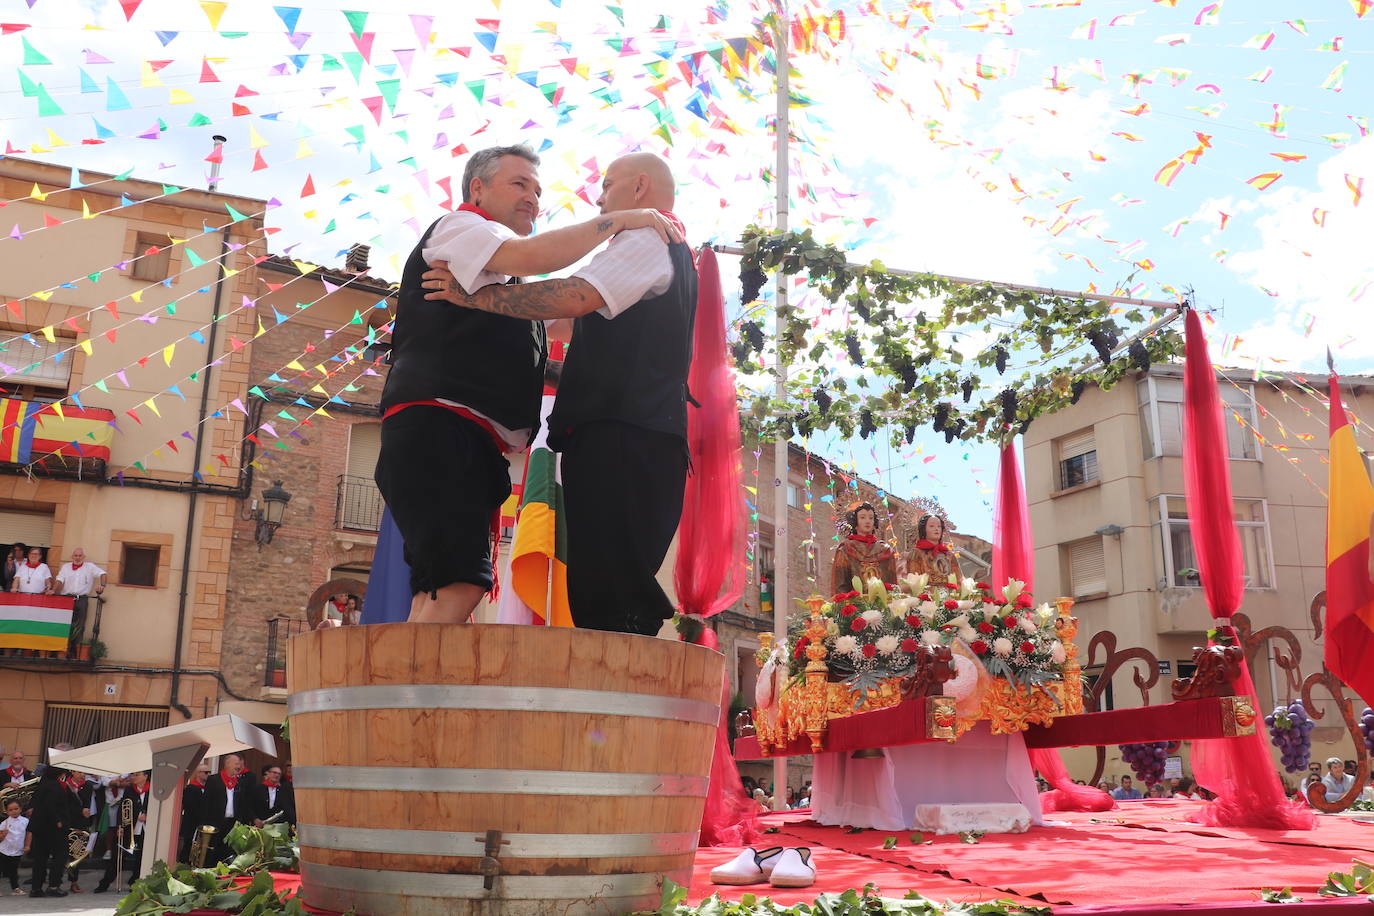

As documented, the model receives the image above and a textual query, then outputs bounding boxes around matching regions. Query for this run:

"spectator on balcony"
[10,547,51,595]
[251,764,295,828]
[1,544,25,592]
[343,595,361,625]
[53,548,107,654]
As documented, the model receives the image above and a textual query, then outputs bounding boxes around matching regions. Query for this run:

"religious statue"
[831,501,898,595]
[905,512,964,585]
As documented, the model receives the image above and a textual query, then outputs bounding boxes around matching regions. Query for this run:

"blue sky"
[3,0,1370,539]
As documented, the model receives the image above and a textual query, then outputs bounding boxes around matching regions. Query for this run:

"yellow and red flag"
[1324,372,1374,711]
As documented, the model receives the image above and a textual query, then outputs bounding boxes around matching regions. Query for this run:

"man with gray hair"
[377,144,680,625]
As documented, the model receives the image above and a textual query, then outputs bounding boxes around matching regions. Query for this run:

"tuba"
[189,824,216,869]
[0,776,37,812]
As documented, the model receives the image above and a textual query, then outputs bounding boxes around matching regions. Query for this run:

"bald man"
[422,152,697,635]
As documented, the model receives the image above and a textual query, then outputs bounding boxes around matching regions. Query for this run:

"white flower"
[1036,602,1055,622]
[889,597,913,615]
[875,635,900,656]
[1018,616,1037,634]
[948,614,970,630]
[921,629,943,646]
[918,600,939,619]
[959,576,978,597]
[993,637,1014,657]
[958,626,977,642]
[861,609,884,626]
[957,600,976,610]
[825,618,839,637]
[834,635,859,657]
[1003,578,1025,602]
[1050,640,1067,664]
[904,573,929,594]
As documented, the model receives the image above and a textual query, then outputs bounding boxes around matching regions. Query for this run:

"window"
[1066,537,1106,597]
[1057,428,1098,490]
[337,423,384,531]
[120,544,160,587]
[787,483,805,510]
[131,232,172,281]
[0,333,73,393]
[43,703,169,750]
[1153,495,1272,588]
[757,538,775,580]
[1138,376,1258,460]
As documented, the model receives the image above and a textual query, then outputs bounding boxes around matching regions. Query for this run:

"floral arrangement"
[787,573,1068,696]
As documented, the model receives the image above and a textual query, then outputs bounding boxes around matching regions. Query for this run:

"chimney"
[345,243,370,274]
[208,135,227,191]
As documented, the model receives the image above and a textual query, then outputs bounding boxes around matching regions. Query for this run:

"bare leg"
[407,582,486,624]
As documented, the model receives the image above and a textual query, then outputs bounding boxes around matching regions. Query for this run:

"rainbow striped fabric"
[0,594,75,651]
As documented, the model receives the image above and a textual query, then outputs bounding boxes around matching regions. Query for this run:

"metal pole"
[771,6,790,813]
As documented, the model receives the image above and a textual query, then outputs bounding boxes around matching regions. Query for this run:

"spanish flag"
[0,398,115,463]
[1324,372,1374,712]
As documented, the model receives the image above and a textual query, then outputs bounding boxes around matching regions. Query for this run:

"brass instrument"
[115,796,135,892]
[189,824,216,868]
[0,776,37,812]
[66,828,92,869]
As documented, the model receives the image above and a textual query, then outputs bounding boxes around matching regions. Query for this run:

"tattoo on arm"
[472,278,602,320]
[595,219,614,233]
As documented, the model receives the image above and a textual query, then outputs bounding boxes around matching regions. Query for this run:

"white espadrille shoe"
[709,846,784,885]
[768,847,815,888]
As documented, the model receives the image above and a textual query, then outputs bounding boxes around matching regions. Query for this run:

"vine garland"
[732,226,1186,447]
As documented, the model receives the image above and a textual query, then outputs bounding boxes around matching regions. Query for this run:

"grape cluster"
[1119,741,1169,785]
[1358,707,1374,758]
[1265,701,1314,773]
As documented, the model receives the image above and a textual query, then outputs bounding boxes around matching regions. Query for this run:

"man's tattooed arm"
[439,275,607,320]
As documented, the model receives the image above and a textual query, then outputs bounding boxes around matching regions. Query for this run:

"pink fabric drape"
[994,439,1114,810]
[1181,309,1315,830]
[992,439,1033,597]
[689,627,761,847]
[673,247,745,618]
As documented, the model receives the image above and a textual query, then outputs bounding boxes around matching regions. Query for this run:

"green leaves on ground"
[1319,859,1374,897]
[641,879,1052,915]
[114,823,302,915]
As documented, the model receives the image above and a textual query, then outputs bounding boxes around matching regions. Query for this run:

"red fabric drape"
[1181,309,1314,831]
[673,247,745,618]
[993,439,1113,810]
[689,627,761,847]
[991,439,1033,597]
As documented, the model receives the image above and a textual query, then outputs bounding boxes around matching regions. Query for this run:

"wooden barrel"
[288,623,724,916]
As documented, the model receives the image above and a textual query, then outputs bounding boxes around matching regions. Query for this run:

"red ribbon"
[916,540,949,553]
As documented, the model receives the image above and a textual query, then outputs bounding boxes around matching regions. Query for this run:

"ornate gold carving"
[899,644,956,700]
[1219,694,1257,737]
[977,677,1065,735]
[1172,644,1245,701]
[927,695,957,739]
[1055,598,1084,716]
[803,595,832,751]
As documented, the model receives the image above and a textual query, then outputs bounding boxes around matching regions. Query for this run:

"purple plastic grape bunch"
[1264,700,1314,774]
[1118,741,1170,786]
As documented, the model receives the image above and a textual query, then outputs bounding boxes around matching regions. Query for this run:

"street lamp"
[250,480,292,546]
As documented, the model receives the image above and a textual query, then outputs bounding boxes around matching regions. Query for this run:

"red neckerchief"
[6,766,23,779]
[847,533,877,545]
[221,773,238,790]
[190,778,205,789]
[25,561,39,568]
[657,210,693,264]
[916,540,949,553]
[70,562,83,570]
[457,201,496,221]
[135,782,149,797]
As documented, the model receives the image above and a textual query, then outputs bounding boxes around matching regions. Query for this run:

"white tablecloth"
[810,722,1045,830]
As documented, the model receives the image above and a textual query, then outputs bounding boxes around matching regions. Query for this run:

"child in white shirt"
[0,799,29,894]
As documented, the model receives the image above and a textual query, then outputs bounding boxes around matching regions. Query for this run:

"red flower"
[847,590,861,599]
[1003,616,1019,628]
[970,640,989,654]
[851,617,868,632]
[918,593,931,601]
[900,638,918,652]
[1021,641,1036,654]
[977,621,994,634]
[944,599,961,610]
[794,637,809,659]
[841,603,857,616]
[1015,593,1034,608]
[885,583,898,591]
[975,581,991,590]
[861,643,877,658]
[905,614,922,628]
[833,594,847,603]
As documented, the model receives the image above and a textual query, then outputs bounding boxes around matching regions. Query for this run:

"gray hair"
[461,144,540,203]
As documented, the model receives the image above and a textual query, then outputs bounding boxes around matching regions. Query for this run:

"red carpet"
[209,802,1373,914]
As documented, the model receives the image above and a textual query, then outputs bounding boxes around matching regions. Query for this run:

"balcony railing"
[264,616,309,687]
[336,474,383,532]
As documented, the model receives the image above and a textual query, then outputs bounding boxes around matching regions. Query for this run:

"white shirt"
[0,814,26,856]
[55,561,105,596]
[414,209,530,451]
[266,785,278,810]
[11,563,50,594]
[572,227,675,319]
[1323,772,1355,801]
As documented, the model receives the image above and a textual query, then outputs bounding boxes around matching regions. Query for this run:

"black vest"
[547,241,697,451]
[380,217,546,440]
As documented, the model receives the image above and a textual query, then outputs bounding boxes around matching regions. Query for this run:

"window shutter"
[346,423,383,479]
[0,509,54,547]
[1070,538,1107,596]
[0,337,74,389]
[1059,429,1096,461]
